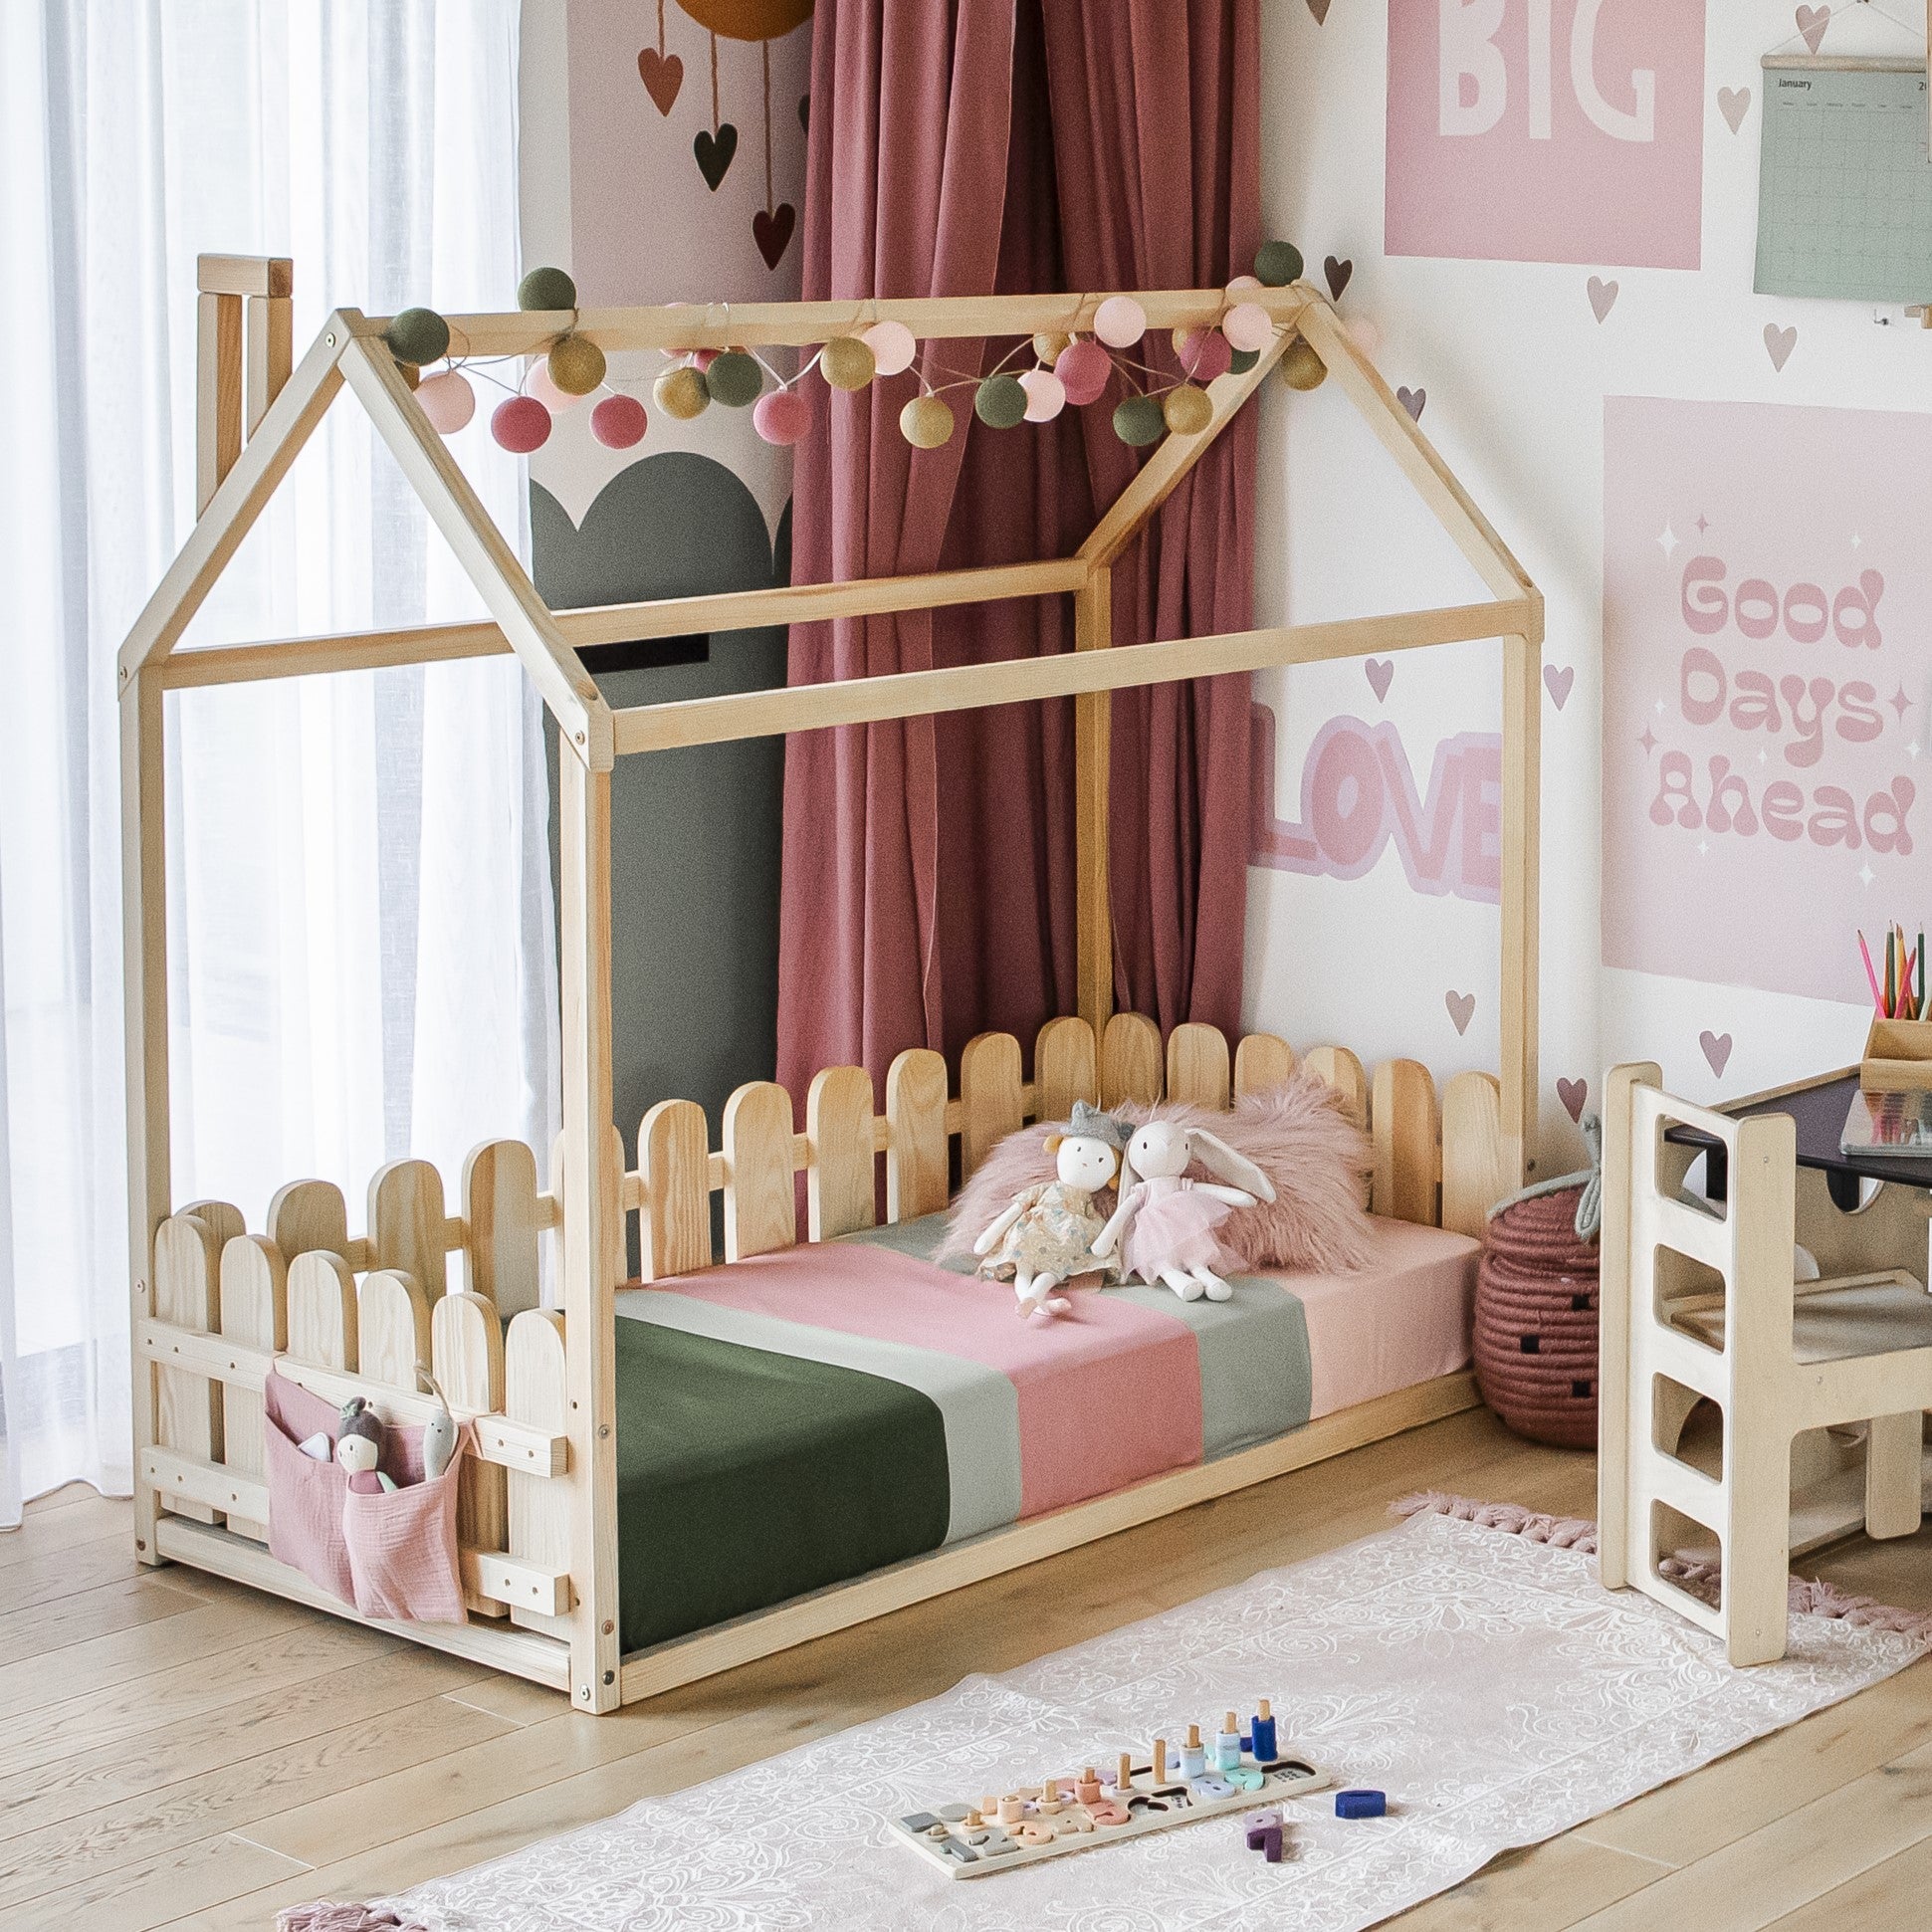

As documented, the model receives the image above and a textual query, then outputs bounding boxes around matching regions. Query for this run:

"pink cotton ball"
[1221,302,1274,353]
[1018,367,1066,422]
[860,319,917,376]
[752,386,813,445]
[1055,337,1113,406]
[1094,295,1147,347]
[1225,274,1263,299]
[526,359,582,414]
[590,394,648,449]
[691,347,720,371]
[417,370,476,434]
[1347,315,1385,358]
[1173,326,1232,383]
[491,396,552,454]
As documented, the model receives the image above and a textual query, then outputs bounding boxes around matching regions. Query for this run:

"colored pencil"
[1860,930,1882,1012]
[1885,932,1896,1019]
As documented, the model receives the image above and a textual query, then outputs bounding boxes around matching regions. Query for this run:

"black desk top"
[1667,1071,1932,1193]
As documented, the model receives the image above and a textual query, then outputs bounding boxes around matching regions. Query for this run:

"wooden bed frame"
[119,260,1544,1710]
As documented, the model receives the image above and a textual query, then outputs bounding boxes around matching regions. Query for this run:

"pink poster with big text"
[1387,0,1705,268]
[1603,397,1931,1005]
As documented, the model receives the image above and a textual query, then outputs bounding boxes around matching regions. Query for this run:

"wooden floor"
[2,1409,1927,1930]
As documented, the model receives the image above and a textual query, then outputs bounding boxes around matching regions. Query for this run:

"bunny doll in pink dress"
[1091,1119,1276,1302]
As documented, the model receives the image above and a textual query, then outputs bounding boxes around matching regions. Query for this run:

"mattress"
[611,1211,1475,1653]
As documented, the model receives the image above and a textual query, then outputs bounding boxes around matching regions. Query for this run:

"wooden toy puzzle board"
[890,1754,1335,1879]
[1756,57,1932,303]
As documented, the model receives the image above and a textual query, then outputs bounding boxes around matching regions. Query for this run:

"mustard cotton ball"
[547,335,606,396]
[821,335,877,390]
[1163,384,1213,435]
[654,364,712,419]
[900,394,956,449]
[1279,337,1328,391]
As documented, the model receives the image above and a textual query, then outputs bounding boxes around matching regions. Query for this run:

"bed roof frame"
[118,266,1542,1709]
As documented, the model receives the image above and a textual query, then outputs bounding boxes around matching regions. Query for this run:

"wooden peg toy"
[1116,1751,1135,1792]
[1075,1767,1104,1806]
[1038,1778,1063,1815]
[1251,1698,1278,1763]
[1152,1737,1169,1785]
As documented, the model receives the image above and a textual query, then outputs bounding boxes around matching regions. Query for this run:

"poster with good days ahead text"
[1603,397,1931,1006]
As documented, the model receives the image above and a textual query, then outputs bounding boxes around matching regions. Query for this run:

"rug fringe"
[1395,1492,1932,1639]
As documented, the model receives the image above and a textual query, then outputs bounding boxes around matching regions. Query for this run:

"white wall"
[1252,0,1932,1173]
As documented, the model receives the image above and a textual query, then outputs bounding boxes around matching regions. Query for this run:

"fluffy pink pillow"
[937,1068,1375,1274]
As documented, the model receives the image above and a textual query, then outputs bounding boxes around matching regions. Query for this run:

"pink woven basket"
[1473,1185,1600,1449]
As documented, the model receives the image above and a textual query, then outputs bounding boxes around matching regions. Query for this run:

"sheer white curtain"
[0,0,557,1528]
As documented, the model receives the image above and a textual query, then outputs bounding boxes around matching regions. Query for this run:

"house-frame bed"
[119,262,1543,1711]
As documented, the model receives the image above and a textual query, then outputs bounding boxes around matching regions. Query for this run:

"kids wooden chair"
[1599,1062,1932,1666]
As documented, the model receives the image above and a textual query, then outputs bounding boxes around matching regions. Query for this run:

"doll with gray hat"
[973,1101,1130,1321]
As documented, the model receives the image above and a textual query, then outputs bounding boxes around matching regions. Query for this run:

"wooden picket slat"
[358,1268,432,1390]
[153,1213,224,1525]
[960,1031,1026,1178]
[640,1099,711,1280]
[180,1197,246,1251]
[1372,1058,1442,1226]
[1304,1045,1368,1128]
[506,1308,570,1636]
[1167,1022,1231,1110]
[369,1158,449,1296]
[552,1122,629,1288]
[885,1048,951,1224]
[288,1249,358,1371]
[267,1178,350,1261]
[1233,1031,1295,1097]
[434,1289,510,1616]
[723,1082,797,1260]
[1033,1016,1098,1125]
[217,1234,286,1542]
[464,1139,543,1316]
[808,1065,878,1241]
[1442,1070,1509,1239]
[1100,1011,1163,1108]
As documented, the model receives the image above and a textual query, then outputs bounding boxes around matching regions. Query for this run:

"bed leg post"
[1074,567,1114,1034]
[558,749,622,1711]
[1499,626,1541,1184]
[120,665,171,1567]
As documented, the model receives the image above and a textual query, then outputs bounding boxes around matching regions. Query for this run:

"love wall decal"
[1325,256,1354,301]
[1365,658,1395,703]
[1544,665,1575,711]
[1396,386,1426,421]
[1765,323,1798,372]
[1445,991,1476,1035]
[1589,276,1619,322]
[1700,1030,1735,1077]
[1557,1077,1589,1124]
[1718,87,1752,134]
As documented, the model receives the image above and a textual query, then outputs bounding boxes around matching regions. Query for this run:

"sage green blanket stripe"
[613,1318,951,1654]
[615,1289,1022,1542]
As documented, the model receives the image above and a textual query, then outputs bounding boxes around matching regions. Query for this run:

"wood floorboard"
[3,1408,1918,1931]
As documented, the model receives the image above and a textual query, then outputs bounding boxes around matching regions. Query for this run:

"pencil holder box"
[1859,1018,1932,1092]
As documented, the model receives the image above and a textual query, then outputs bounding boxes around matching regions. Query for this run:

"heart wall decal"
[1306,0,1332,20]
[1557,1076,1589,1123]
[1718,87,1752,133]
[1700,1030,1734,1078]
[1544,665,1575,711]
[638,47,684,117]
[1764,322,1798,372]
[753,203,796,272]
[1396,386,1425,421]
[694,123,739,192]
[1365,658,1395,703]
[1445,990,1475,1036]
[1588,277,1618,323]
[1325,256,1354,302]
[1796,5,1830,55]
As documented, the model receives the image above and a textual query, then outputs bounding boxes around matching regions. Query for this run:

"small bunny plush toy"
[1093,1120,1277,1302]
[974,1101,1129,1320]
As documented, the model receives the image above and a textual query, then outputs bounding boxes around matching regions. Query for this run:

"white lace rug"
[375,1506,1931,1932]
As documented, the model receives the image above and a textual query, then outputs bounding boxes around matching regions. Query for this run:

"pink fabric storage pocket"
[263,1371,471,1623]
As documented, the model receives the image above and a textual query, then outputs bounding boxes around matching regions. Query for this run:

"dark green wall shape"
[534,453,787,1268]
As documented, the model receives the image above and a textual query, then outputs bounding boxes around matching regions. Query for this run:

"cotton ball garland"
[1347,315,1384,358]
[384,307,450,367]
[860,319,917,376]
[1054,337,1112,406]
[1228,348,1261,376]
[1112,393,1166,446]
[974,373,1027,428]
[1163,383,1213,436]
[417,370,476,434]
[526,359,581,414]
[706,349,765,407]
[491,396,552,453]
[690,347,720,371]
[753,387,812,445]
[518,266,578,313]
[1253,240,1304,288]
[590,394,648,449]
[1018,367,1066,422]
[654,364,711,419]
[1094,295,1147,347]
[1171,326,1231,383]
[548,335,606,396]
[1221,302,1274,353]
[1224,274,1263,299]
[821,334,877,390]
[1032,330,1072,363]
[900,393,955,449]
[1279,337,1328,391]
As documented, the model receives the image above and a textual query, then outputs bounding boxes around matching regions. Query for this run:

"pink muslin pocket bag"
[263,1370,471,1623]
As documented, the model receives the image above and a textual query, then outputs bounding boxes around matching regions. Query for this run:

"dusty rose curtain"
[776,0,1259,1101]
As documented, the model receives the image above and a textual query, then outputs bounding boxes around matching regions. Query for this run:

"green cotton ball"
[1228,346,1261,375]
[706,350,764,408]
[518,266,578,313]
[973,373,1028,429]
[384,307,450,367]
[1112,393,1167,447]
[1253,240,1305,288]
